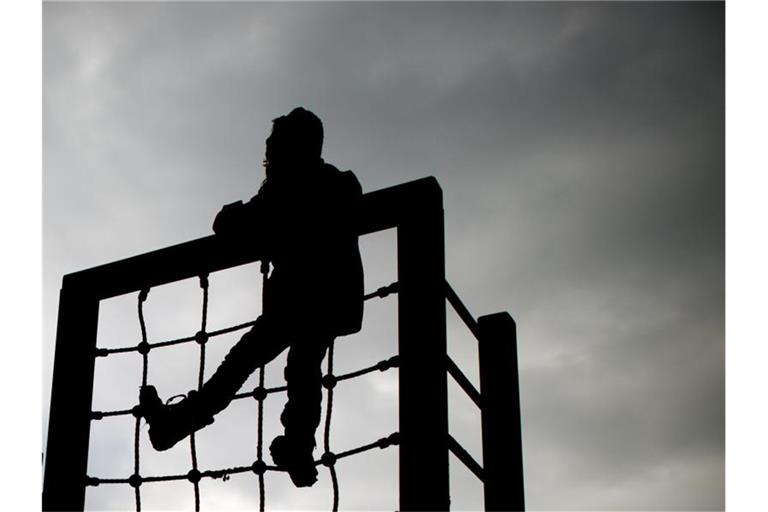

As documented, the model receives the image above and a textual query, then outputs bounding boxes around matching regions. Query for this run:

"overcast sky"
[43,2,724,510]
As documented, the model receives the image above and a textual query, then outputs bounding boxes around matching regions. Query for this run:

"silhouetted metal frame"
[43,177,451,511]
[478,313,525,511]
[446,285,526,511]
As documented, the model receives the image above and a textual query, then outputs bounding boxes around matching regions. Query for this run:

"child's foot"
[139,386,214,451]
[269,435,318,487]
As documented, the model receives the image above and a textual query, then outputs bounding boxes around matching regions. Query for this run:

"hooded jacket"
[214,162,364,336]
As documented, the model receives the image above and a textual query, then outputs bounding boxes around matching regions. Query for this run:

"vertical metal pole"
[397,181,450,511]
[43,283,100,511]
[478,312,525,511]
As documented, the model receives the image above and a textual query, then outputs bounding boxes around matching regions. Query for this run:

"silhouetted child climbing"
[139,107,364,487]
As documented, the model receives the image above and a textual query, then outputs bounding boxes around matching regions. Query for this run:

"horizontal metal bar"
[448,435,484,482]
[445,281,481,340]
[63,177,441,300]
[446,356,481,408]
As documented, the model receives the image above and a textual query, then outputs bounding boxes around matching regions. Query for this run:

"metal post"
[397,180,450,511]
[43,283,100,511]
[478,312,525,511]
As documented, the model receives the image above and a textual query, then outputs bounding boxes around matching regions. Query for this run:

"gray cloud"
[44,2,723,510]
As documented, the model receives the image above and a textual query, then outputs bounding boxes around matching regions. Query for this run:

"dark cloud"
[44,2,723,510]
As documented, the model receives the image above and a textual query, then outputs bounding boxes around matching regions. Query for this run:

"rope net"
[87,267,401,512]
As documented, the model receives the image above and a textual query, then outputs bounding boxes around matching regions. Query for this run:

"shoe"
[139,386,214,451]
[269,435,318,487]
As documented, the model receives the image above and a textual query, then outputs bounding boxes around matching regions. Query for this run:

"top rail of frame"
[62,176,442,300]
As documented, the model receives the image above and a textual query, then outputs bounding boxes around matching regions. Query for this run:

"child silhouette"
[139,107,364,487]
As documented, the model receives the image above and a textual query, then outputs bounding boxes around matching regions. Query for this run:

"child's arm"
[212,193,264,236]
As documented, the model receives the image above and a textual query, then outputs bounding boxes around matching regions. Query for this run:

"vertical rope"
[323,340,339,512]
[190,274,209,512]
[138,289,149,388]
[257,260,269,512]
[198,274,209,389]
[257,366,265,512]
[134,288,150,512]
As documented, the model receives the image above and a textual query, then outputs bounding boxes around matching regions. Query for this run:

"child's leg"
[199,315,290,416]
[280,336,334,444]
[268,335,333,487]
[141,315,290,451]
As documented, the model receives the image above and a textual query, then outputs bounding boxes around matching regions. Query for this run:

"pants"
[198,314,334,443]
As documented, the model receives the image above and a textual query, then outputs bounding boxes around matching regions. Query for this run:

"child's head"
[265,107,324,175]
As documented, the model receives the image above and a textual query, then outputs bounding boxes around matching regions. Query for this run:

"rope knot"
[187,469,202,484]
[320,452,337,467]
[377,355,400,371]
[379,283,399,297]
[252,386,267,402]
[194,330,209,345]
[377,432,401,449]
[251,460,267,475]
[128,473,142,488]
[321,374,337,389]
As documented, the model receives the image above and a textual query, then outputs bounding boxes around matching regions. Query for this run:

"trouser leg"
[198,315,290,417]
[280,336,334,444]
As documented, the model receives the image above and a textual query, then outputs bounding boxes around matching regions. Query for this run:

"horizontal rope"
[327,432,401,464]
[90,407,139,420]
[95,320,258,357]
[232,384,287,401]
[90,355,398,420]
[363,282,399,301]
[94,282,399,357]
[341,355,399,381]
[85,432,399,487]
